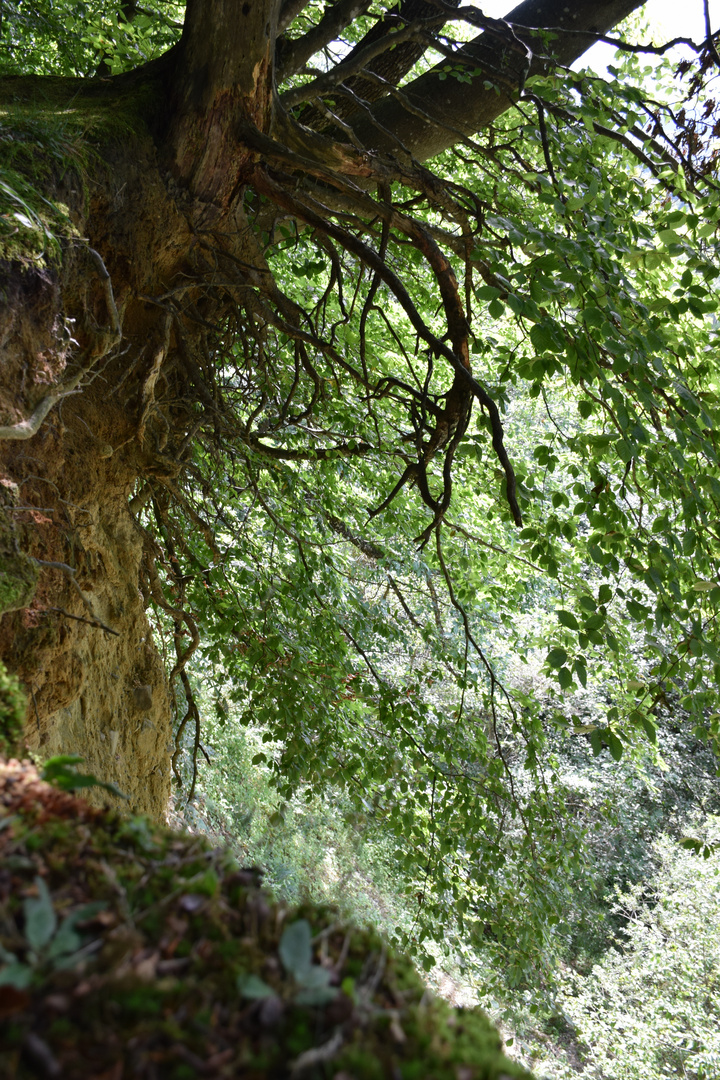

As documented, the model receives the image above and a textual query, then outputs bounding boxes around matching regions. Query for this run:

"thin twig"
[47,607,120,635]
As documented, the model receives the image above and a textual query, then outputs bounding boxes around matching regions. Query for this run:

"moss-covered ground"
[0,758,530,1079]
[0,77,158,265]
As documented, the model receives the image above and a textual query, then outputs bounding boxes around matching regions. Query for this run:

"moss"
[0,660,26,758]
[0,77,161,266]
[0,758,533,1079]
[0,105,87,265]
[0,501,38,619]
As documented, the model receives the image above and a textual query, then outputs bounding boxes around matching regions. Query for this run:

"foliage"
[139,27,720,984]
[174,712,407,929]
[0,757,530,1079]
[179,637,720,1016]
[554,820,720,1080]
[0,875,106,990]
[0,1,184,79]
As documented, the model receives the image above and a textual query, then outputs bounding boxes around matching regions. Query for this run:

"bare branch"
[277,0,375,79]
[278,0,312,33]
[0,375,84,441]
[0,245,121,442]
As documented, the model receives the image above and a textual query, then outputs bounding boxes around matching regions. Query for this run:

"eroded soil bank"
[0,77,210,816]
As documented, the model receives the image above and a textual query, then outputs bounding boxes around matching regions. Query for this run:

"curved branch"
[277,0,375,79]
[0,376,83,441]
[256,170,522,526]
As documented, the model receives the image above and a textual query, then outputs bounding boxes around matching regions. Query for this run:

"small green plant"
[0,173,66,264]
[41,754,127,799]
[0,660,26,757]
[0,876,105,989]
[237,918,337,1006]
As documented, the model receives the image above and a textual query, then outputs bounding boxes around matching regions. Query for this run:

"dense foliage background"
[2,0,720,1074]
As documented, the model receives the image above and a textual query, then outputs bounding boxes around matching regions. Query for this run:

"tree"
[1,0,719,981]
[558,819,720,1080]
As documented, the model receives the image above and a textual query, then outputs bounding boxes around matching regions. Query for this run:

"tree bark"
[347,0,645,161]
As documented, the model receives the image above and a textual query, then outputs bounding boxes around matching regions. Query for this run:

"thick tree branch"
[278,0,312,33]
[349,0,645,163]
[300,0,462,127]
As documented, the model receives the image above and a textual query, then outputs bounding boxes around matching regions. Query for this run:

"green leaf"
[558,666,574,690]
[41,754,85,781]
[293,964,337,1005]
[0,961,33,989]
[547,647,568,669]
[47,902,106,961]
[279,919,312,980]
[295,983,337,1006]
[606,731,623,761]
[24,877,56,951]
[41,756,127,800]
[237,972,274,999]
[557,610,579,630]
[640,716,657,744]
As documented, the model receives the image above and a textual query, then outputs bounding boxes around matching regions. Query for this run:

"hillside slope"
[0,758,529,1080]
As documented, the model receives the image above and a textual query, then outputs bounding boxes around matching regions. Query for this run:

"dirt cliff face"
[0,52,274,819]
[8,476,173,818]
[0,274,174,815]
[0,106,186,819]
